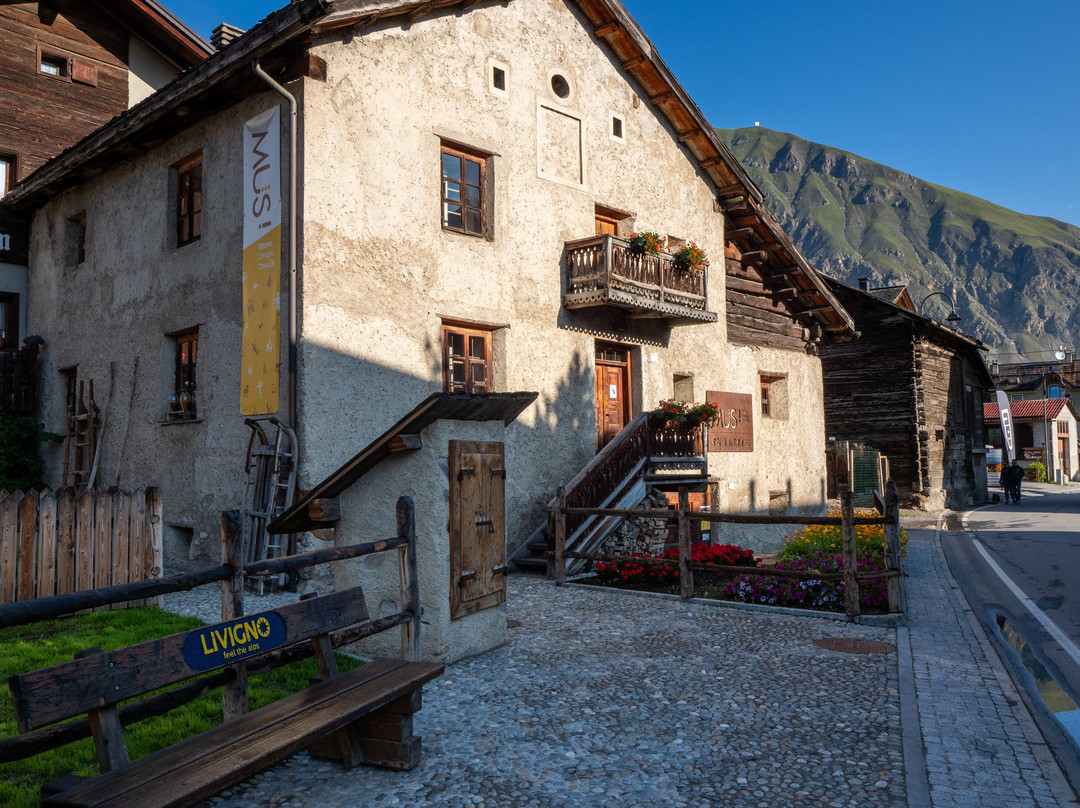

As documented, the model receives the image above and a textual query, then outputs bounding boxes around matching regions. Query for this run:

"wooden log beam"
[726,323,806,351]
[243,538,407,577]
[389,433,422,452]
[0,565,232,629]
[741,250,768,265]
[726,226,755,240]
[841,491,860,619]
[308,497,341,522]
[593,21,618,37]
[719,196,748,213]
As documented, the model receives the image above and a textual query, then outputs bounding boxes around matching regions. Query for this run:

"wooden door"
[449,441,506,619]
[595,345,630,450]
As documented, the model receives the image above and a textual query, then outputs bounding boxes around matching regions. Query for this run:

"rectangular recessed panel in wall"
[538,105,583,186]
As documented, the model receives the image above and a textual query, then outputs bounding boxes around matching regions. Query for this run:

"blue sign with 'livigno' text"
[181,611,287,672]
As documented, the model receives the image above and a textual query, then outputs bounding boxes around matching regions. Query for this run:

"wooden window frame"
[442,322,493,394]
[173,152,203,248]
[760,380,770,417]
[169,328,198,420]
[759,373,787,420]
[0,292,19,350]
[0,154,16,197]
[440,144,487,237]
[36,45,71,81]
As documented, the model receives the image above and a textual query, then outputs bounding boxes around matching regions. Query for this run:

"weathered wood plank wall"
[0,488,162,606]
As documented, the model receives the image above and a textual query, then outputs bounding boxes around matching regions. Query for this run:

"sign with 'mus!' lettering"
[182,611,286,672]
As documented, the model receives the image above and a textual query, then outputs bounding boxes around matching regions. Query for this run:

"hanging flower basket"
[627,231,665,256]
[672,242,708,273]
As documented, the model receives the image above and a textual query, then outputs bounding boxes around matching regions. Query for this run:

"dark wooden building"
[819,278,993,510]
[1,0,211,370]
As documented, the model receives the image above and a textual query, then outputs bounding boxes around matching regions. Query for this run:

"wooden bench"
[3,497,442,808]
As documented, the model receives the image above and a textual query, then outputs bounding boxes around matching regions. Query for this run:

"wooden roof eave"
[100,0,215,67]
[268,391,538,534]
[4,0,331,212]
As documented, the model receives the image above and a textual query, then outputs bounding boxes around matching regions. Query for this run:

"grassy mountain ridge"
[716,126,1080,359]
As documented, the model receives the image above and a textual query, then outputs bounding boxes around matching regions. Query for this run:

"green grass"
[0,608,360,808]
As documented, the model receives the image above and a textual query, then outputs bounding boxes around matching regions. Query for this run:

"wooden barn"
[818,278,993,510]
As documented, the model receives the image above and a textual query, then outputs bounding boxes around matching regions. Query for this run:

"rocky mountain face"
[716,126,1080,360]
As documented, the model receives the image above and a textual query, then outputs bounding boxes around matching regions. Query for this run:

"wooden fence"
[0,488,162,606]
[552,482,906,618]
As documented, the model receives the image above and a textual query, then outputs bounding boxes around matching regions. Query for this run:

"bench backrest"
[9,586,369,732]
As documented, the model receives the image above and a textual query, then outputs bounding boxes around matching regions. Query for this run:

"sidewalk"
[183,522,1080,808]
[902,520,1077,807]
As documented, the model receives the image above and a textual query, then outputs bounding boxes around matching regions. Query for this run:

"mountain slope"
[716,127,1080,359]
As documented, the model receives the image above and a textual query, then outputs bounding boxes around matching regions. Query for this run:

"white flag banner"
[996,390,1015,463]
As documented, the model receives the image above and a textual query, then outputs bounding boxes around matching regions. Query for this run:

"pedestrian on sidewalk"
[1002,459,1024,503]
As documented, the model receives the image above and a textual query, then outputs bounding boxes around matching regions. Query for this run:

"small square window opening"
[68,211,86,265]
[492,66,505,91]
[611,116,623,139]
[38,49,69,79]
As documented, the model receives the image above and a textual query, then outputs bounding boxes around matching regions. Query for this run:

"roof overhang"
[269,392,538,534]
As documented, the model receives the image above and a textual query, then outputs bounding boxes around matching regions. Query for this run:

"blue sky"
[168,0,1080,227]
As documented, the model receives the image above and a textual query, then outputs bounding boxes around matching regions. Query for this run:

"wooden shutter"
[449,441,506,619]
[72,61,98,87]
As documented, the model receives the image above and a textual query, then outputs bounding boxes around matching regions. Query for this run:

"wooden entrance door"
[449,441,506,619]
[595,344,630,450]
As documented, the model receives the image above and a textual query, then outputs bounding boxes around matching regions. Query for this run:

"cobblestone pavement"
[904,525,1070,808]
[185,579,904,808]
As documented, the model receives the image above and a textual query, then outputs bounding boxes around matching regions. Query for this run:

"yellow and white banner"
[241,107,281,414]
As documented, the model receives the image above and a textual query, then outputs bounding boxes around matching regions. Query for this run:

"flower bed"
[724,553,889,611]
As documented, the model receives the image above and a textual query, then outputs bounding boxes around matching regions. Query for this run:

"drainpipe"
[252,59,298,434]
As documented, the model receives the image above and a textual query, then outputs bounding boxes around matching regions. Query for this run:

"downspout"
[252,59,298,434]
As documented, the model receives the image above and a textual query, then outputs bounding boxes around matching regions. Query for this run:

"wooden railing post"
[397,496,421,661]
[678,486,693,599]
[553,486,567,585]
[883,479,906,614]
[841,491,860,619]
[220,509,247,721]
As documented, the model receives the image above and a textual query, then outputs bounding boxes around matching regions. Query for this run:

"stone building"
[8,0,855,656]
[819,277,993,510]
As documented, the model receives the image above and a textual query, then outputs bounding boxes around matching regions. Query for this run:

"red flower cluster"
[594,542,759,590]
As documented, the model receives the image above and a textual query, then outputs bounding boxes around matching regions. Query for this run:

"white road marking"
[972,539,1080,668]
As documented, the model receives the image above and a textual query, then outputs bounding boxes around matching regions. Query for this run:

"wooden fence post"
[883,479,906,614]
[397,496,421,661]
[678,486,693,599]
[553,486,567,585]
[1,492,16,604]
[220,509,247,721]
[841,490,860,619]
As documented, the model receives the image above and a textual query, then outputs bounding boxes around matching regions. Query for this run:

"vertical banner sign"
[996,390,1015,463]
[241,107,281,415]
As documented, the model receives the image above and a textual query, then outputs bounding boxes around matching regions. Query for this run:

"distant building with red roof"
[984,398,1078,481]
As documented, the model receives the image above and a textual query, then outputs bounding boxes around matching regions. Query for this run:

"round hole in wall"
[550,73,571,99]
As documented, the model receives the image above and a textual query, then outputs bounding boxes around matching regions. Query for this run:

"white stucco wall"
[25,0,830,585]
[298,0,827,554]
[27,94,288,565]
[329,419,508,664]
[128,36,180,107]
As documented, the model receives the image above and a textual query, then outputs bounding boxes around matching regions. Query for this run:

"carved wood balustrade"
[563,235,717,324]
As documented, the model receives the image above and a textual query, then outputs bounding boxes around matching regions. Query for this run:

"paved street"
[160,505,1080,807]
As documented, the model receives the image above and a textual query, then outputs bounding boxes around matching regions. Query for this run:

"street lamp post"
[920,291,962,329]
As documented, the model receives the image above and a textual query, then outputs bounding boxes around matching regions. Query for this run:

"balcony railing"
[0,347,38,414]
[564,234,717,324]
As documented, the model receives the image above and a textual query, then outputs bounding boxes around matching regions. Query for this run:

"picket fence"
[0,488,163,606]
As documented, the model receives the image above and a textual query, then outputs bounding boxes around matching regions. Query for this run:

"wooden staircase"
[513,414,707,576]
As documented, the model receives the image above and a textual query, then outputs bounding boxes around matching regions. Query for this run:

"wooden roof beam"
[726,226,755,240]
[594,20,618,37]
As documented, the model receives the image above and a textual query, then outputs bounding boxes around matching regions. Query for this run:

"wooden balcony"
[564,235,718,325]
[0,347,38,415]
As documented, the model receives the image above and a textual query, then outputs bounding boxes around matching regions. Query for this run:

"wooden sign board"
[1022,448,1045,462]
[705,391,754,452]
[181,611,286,671]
